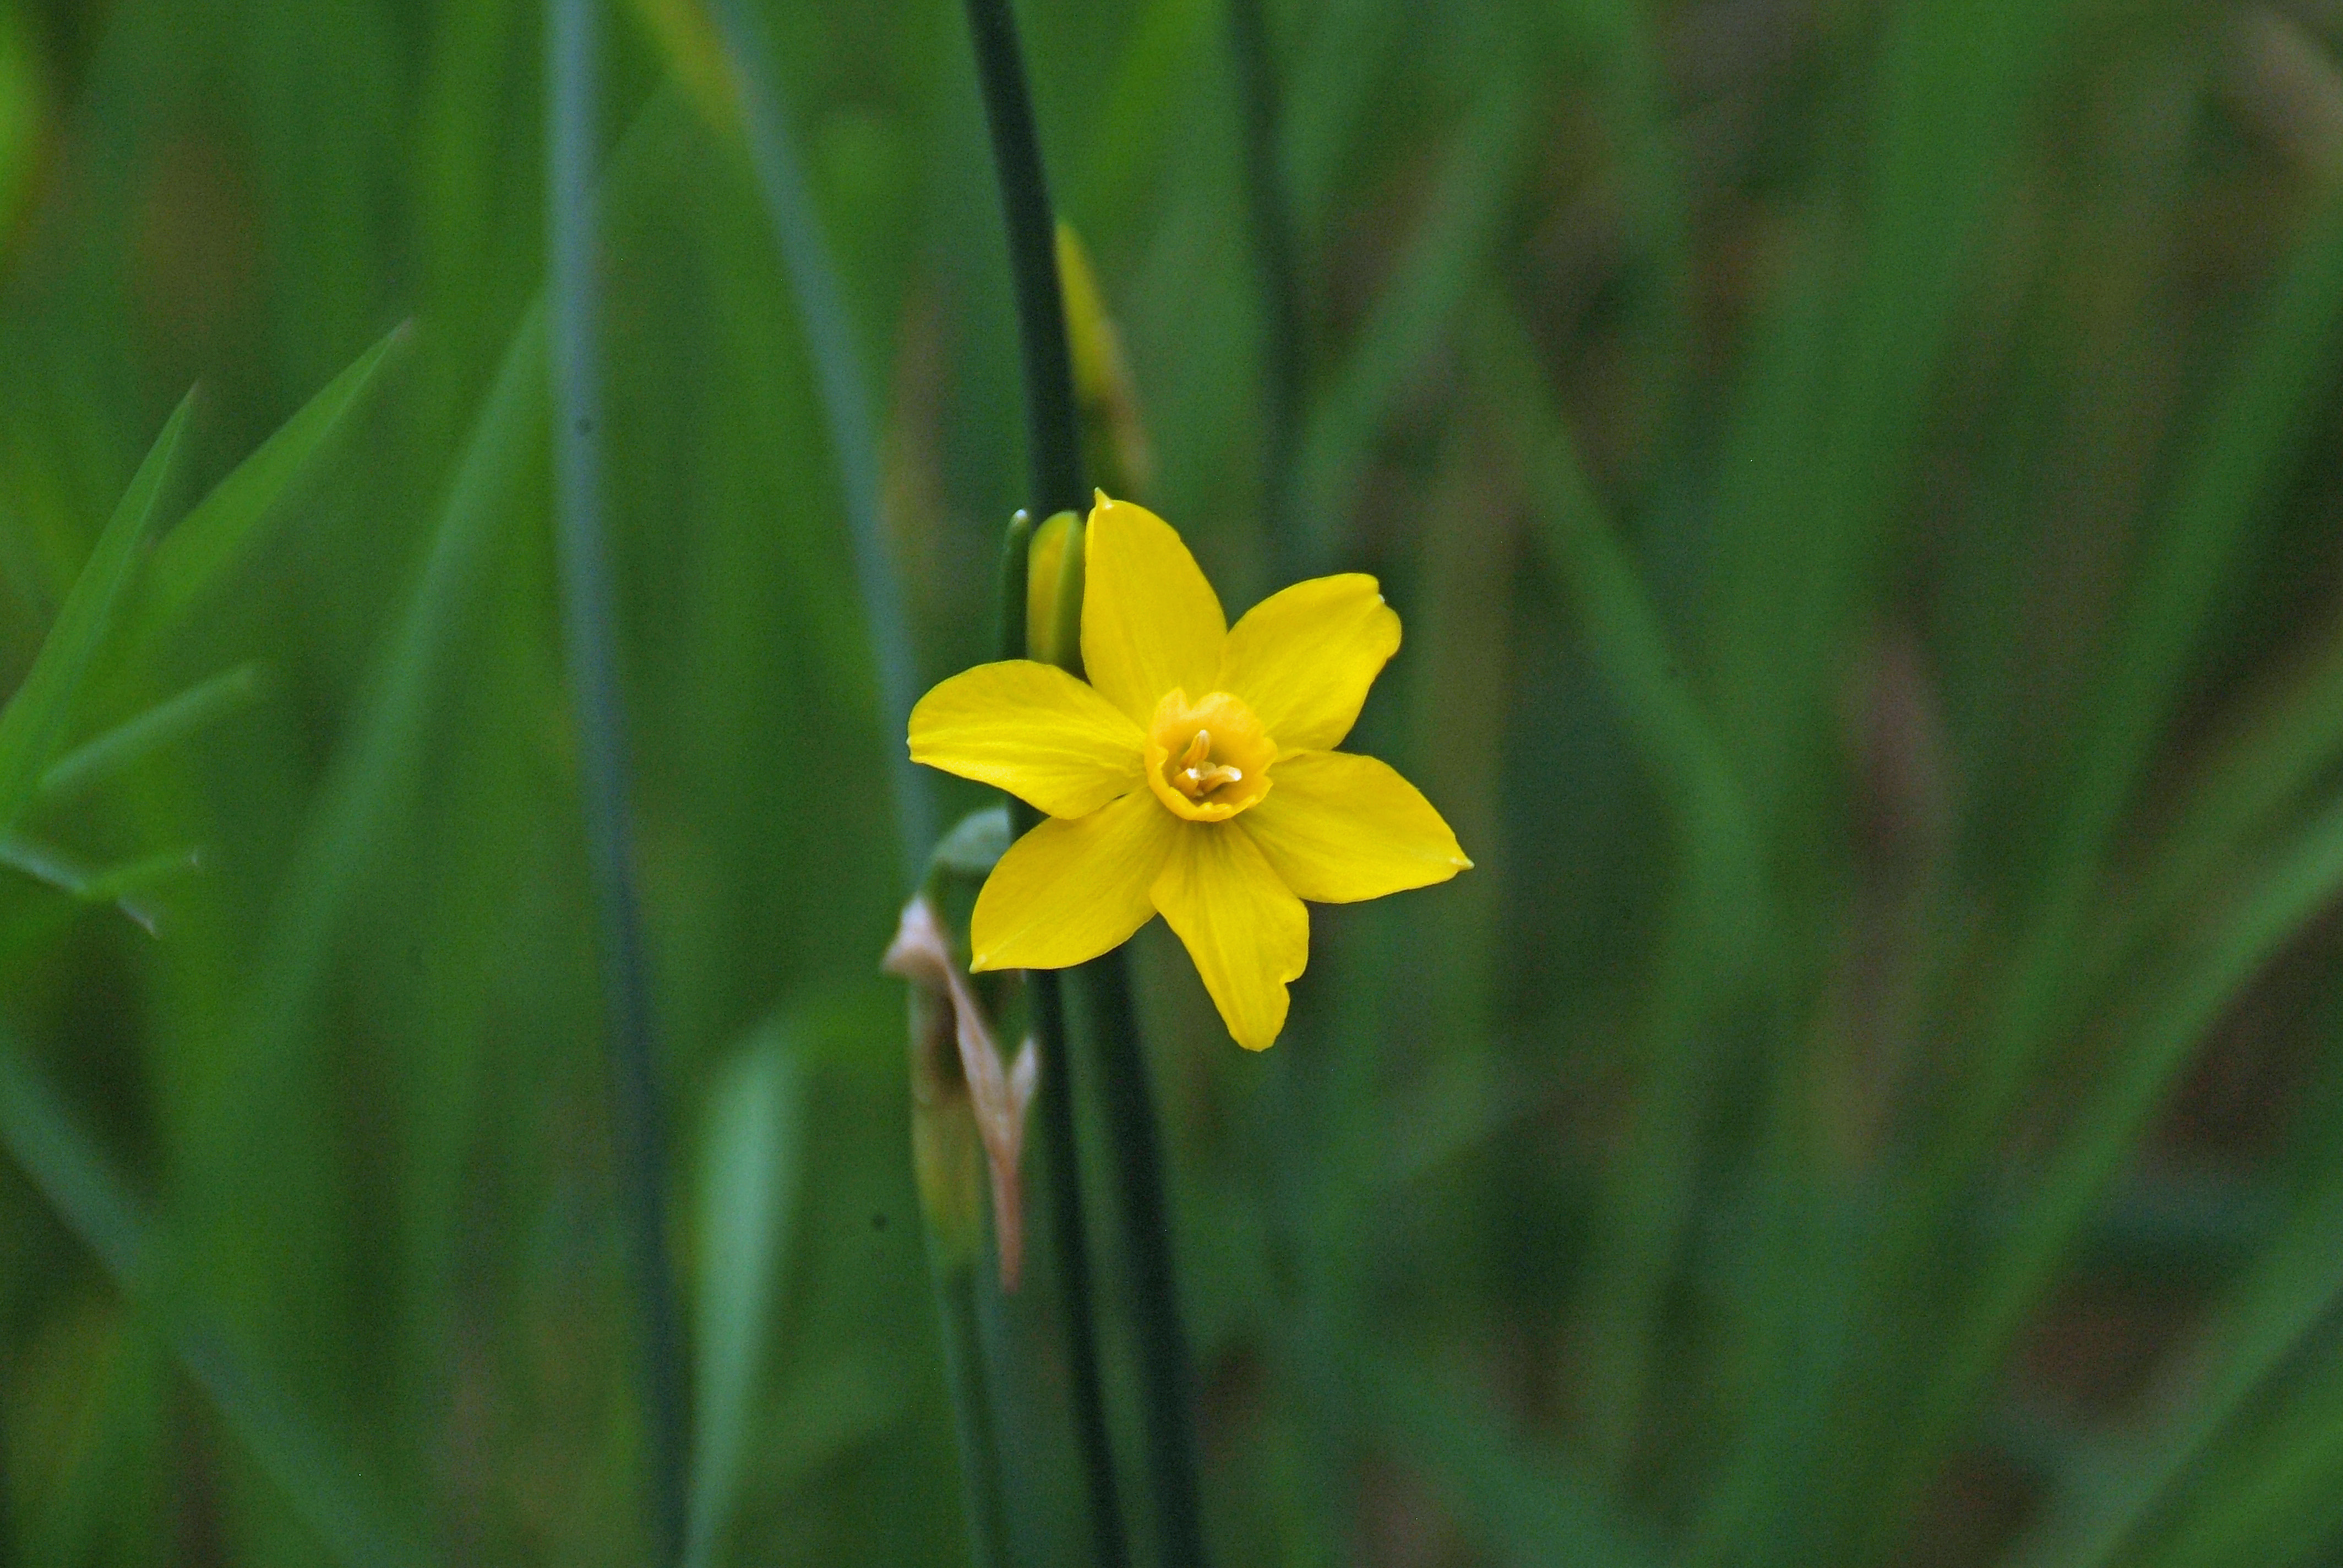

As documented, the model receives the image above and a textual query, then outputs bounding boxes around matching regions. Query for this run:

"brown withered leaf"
[882,894,1039,1290]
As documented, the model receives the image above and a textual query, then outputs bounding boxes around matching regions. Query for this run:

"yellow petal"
[970,788,1179,971]
[909,660,1146,819]
[1150,821,1309,1050]
[1217,574,1401,751]
[1081,492,1225,723]
[1239,749,1471,903]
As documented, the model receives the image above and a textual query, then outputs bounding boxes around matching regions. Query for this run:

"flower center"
[1146,690,1276,823]
[1169,729,1245,801]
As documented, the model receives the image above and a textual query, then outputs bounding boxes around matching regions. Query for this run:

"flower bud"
[1056,223,1155,496]
[1025,509,1085,672]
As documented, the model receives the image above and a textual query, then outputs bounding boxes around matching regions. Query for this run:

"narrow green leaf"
[39,662,267,801]
[684,1024,805,1568]
[21,1315,168,1568]
[0,1042,145,1284]
[139,325,411,633]
[2012,1156,2343,1567]
[1953,179,2343,1215]
[702,0,933,874]
[1288,58,1535,570]
[1700,0,2075,827]
[0,394,192,836]
[0,1038,432,1568]
[2055,619,2343,1056]
[1361,1354,1658,1568]
[1806,170,2343,1568]
[1865,795,2343,1561]
[234,302,543,1081]
[1282,0,1413,228]
[2127,1355,2343,1568]
[1467,292,1752,908]
[0,5,40,260]
[0,835,197,932]
[1468,289,1760,1473]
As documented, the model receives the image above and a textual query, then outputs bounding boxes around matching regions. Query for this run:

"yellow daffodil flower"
[908,493,1470,1050]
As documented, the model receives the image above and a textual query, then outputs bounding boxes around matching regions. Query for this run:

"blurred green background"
[8,0,2343,1564]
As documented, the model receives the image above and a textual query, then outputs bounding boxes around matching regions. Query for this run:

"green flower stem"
[964,4,1207,1562]
[0,1354,11,1562]
[961,0,1081,517]
[548,1,688,1559]
[995,506,1130,1568]
[1068,954,1207,1563]
[1224,0,1306,579]
[1027,960,1130,1568]
[930,1257,1014,1568]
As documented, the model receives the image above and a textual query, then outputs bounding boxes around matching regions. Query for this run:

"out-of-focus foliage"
[5,0,2343,1565]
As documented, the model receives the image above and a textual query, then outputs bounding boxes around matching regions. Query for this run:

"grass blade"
[549,3,688,1555]
[0,394,191,836]
[2013,1152,2343,1567]
[1865,795,2343,1561]
[700,0,931,876]
[1361,1354,1657,1568]
[2042,618,2343,1077]
[1288,61,1534,571]
[139,325,411,634]
[39,662,266,801]
[0,835,197,932]
[1223,0,1305,575]
[233,303,544,1086]
[2127,1356,2343,1568]
[1701,0,2074,825]
[0,1037,431,1568]
[1468,288,1759,1473]
[685,1025,805,1568]
[1951,182,2343,1211]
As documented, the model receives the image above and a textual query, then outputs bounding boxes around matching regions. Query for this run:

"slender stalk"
[963,5,1207,1560]
[547,2,688,1560]
[1029,962,1132,1568]
[1224,0,1306,580]
[961,0,1081,516]
[0,1353,11,1568]
[995,510,1129,1568]
[1070,954,1207,1561]
[931,1260,1014,1568]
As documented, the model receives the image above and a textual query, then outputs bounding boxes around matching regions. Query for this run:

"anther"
[1170,729,1243,799]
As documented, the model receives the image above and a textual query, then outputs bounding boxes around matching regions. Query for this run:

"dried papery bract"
[884,893,1038,1290]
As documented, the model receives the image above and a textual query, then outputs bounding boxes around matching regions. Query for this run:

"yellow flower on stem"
[909,493,1471,1050]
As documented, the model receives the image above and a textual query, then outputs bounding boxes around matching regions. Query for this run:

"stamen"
[1169,729,1244,799]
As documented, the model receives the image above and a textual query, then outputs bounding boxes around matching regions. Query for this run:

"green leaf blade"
[39,662,267,802]
[0,394,193,836]
[139,323,411,634]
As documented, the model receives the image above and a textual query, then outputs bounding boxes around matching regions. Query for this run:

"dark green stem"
[961,0,1082,516]
[1030,960,1132,1568]
[991,511,1129,1568]
[1070,955,1208,1563]
[548,1,689,1559]
[0,1364,11,1568]
[965,6,1207,1560]
[931,1255,1014,1568]
[1225,0,1306,580]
